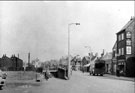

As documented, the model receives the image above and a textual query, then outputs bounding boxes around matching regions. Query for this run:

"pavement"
[104,74,135,82]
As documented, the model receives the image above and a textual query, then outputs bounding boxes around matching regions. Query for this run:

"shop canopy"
[83,59,96,67]
[83,62,91,67]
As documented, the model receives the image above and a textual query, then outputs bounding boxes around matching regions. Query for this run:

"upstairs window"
[119,48,121,55]
[126,39,132,45]
[121,48,124,55]
[121,33,124,40]
[126,32,131,38]
[118,35,121,41]
[118,33,124,41]
[126,46,131,54]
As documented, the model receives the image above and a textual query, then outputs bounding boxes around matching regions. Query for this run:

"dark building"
[116,17,135,77]
[0,54,12,70]
[112,41,117,75]
[11,55,23,71]
[0,54,23,71]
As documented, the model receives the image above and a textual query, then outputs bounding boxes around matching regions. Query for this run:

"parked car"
[0,77,5,90]
[0,70,6,90]
[0,70,7,79]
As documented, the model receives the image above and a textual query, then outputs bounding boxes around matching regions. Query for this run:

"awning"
[84,63,91,67]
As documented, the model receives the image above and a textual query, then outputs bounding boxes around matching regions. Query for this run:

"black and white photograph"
[0,1,135,93]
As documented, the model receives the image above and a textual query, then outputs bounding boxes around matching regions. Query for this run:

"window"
[118,35,121,41]
[126,32,131,38]
[121,48,124,55]
[119,48,121,55]
[126,46,131,54]
[121,33,124,40]
[126,39,131,45]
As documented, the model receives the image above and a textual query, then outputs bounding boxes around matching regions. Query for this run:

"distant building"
[11,55,23,71]
[0,54,23,71]
[102,52,112,74]
[0,54,12,70]
[82,54,97,72]
[71,56,82,71]
[112,41,117,75]
[116,17,135,77]
[82,56,90,72]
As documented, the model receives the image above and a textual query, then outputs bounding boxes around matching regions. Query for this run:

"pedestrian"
[44,69,50,80]
[116,67,120,77]
[82,67,84,73]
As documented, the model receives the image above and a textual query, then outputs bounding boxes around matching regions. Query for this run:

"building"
[116,17,135,77]
[82,53,97,72]
[71,55,82,71]
[112,41,117,75]
[0,54,12,70]
[0,54,23,71]
[102,52,112,74]
[82,56,90,72]
[11,55,23,71]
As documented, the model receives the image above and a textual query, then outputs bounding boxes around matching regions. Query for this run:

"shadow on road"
[83,73,134,82]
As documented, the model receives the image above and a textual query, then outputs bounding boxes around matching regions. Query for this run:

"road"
[1,71,134,93]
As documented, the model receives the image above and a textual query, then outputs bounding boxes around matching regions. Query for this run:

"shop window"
[126,46,131,54]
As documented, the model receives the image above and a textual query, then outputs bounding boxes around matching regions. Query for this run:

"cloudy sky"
[0,1,134,62]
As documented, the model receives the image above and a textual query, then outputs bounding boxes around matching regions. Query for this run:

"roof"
[102,52,112,60]
[112,41,117,50]
[117,17,135,34]
[91,56,97,61]
[83,56,90,61]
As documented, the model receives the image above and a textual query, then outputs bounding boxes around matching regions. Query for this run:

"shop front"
[117,59,125,76]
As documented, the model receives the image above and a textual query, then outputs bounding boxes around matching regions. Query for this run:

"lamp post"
[68,23,80,79]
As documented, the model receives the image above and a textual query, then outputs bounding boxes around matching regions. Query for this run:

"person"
[44,69,50,80]
[116,67,120,77]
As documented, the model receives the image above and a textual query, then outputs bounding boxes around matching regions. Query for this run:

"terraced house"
[116,17,135,77]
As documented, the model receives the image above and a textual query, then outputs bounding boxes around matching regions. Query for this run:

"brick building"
[0,54,12,70]
[112,41,117,75]
[10,55,23,71]
[116,17,135,77]
[0,54,23,71]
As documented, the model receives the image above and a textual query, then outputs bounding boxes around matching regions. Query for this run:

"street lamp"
[68,23,80,79]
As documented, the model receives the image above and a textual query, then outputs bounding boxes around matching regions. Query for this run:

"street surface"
[1,71,134,93]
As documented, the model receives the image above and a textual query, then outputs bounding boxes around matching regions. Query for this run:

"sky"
[0,1,134,62]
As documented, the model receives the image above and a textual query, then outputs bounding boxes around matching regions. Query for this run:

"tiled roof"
[83,56,90,61]
[118,17,135,33]
[91,56,97,61]
[112,41,117,50]
[102,52,112,60]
